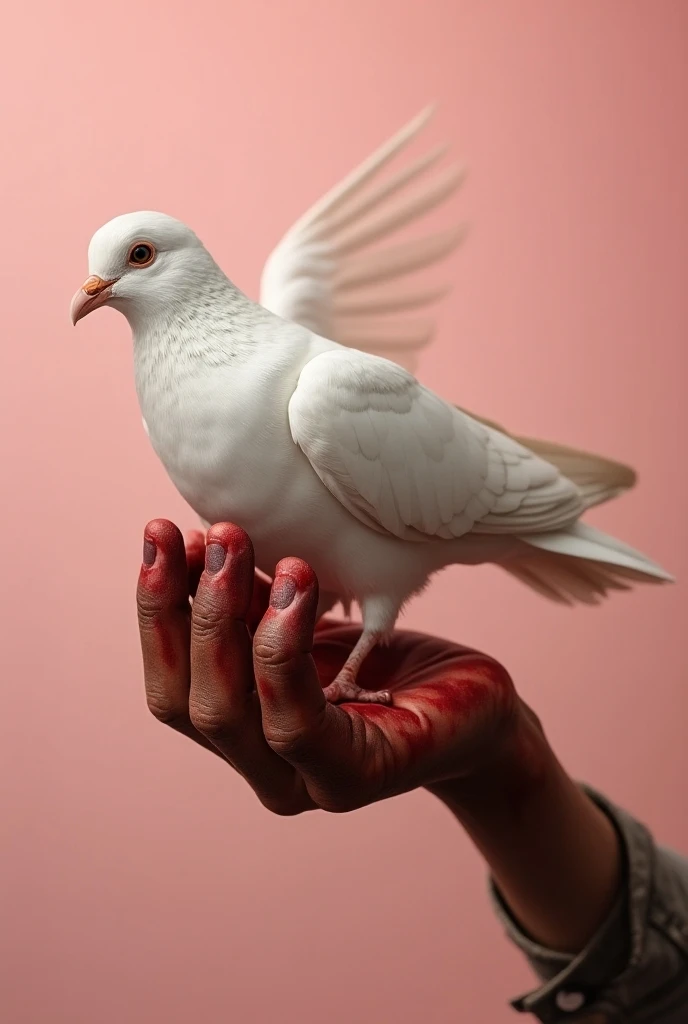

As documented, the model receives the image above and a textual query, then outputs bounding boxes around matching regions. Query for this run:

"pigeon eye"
[128,243,156,267]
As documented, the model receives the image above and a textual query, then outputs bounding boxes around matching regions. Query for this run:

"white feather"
[259,106,467,374]
[289,347,590,543]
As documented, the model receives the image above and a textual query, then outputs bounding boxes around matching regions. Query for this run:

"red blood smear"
[258,560,318,650]
[185,530,206,596]
[260,678,275,703]
[348,703,435,760]
[206,523,253,559]
[273,557,317,591]
[139,563,168,595]
[200,534,257,624]
[344,655,514,763]
[212,622,254,690]
[153,620,178,671]
[213,631,233,680]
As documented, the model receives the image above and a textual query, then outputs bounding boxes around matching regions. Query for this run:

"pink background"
[1,2,686,1022]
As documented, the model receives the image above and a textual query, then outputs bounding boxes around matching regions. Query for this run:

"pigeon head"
[71,211,216,325]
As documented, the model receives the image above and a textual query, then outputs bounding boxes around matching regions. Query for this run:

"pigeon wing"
[288,349,584,543]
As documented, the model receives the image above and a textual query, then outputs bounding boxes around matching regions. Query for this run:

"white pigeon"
[70,116,672,704]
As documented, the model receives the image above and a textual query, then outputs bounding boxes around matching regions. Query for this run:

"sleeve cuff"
[489,784,654,1021]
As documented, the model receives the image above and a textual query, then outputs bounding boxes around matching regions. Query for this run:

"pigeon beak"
[70,275,119,325]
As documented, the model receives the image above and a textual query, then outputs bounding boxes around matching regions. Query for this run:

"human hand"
[136,519,525,815]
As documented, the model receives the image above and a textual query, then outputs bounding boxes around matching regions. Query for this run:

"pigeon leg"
[322,630,392,705]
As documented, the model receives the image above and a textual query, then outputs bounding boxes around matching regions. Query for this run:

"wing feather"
[260,107,465,372]
[457,405,638,509]
[289,350,584,543]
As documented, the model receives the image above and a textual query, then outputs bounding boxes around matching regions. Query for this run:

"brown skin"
[137,518,621,957]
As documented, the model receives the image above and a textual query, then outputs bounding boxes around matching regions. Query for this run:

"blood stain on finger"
[213,627,245,682]
[271,557,318,597]
[185,530,206,554]
[259,677,275,703]
[139,562,167,595]
[154,620,178,671]
[185,533,206,589]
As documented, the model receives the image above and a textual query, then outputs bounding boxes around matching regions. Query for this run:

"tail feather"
[500,523,673,605]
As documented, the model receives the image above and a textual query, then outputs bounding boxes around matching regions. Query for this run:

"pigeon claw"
[322,678,392,706]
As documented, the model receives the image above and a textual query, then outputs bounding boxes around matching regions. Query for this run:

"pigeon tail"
[498,522,673,606]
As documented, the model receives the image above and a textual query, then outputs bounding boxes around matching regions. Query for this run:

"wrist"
[426,699,557,826]
[427,702,622,952]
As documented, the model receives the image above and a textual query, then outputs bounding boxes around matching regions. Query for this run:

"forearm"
[428,703,622,953]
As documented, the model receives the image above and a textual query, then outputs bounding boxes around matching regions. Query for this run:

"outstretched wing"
[259,108,639,509]
[260,106,466,372]
[288,350,584,542]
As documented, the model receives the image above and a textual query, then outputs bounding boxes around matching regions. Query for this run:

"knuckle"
[146,693,188,728]
[190,601,225,645]
[188,701,235,741]
[252,639,295,671]
[263,703,331,760]
[264,726,312,760]
[137,589,163,627]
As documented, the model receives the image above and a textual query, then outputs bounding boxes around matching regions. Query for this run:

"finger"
[190,523,256,715]
[185,529,206,598]
[253,559,356,797]
[190,525,309,812]
[190,524,270,631]
[137,519,194,729]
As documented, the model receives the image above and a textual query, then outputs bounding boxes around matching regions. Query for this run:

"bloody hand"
[136,519,521,815]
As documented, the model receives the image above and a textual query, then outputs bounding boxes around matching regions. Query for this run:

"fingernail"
[270,574,297,609]
[206,543,226,575]
[143,539,156,566]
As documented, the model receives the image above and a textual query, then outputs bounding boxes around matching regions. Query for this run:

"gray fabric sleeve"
[490,786,688,1022]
